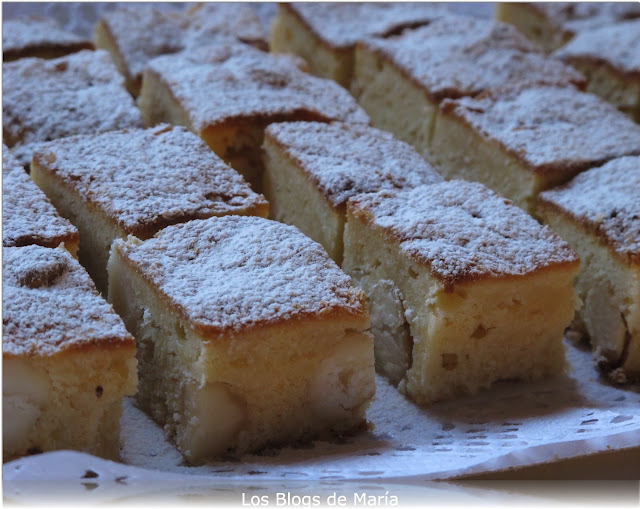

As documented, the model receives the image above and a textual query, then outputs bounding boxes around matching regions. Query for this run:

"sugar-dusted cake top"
[3,50,142,148]
[100,3,265,82]
[265,121,443,210]
[147,43,369,132]
[554,20,640,75]
[116,216,367,335]
[3,245,134,358]
[347,181,579,290]
[3,147,78,249]
[2,16,93,60]
[33,125,267,238]
[532,2,640,34]
[284,2,448,49]
[361,16,585,100]
[539,156,640,264]
[440,85,640,176]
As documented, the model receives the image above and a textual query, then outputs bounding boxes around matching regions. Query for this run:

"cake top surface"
[347,181,579,289]
[265,121,443,209]
[362,16,585,99]
[539,156,640,264]
[533,2,640,33]
[440,85,640,176]
[3,147,78,248]
[3,245,133,358]
[2,16,90,55]
[100,3,265,79]
[33,125,267,237]
[285,2,448,48]
[147,43,369,131]
[554,20,640,74]
[116,216,367,335]
[2,50,142,147]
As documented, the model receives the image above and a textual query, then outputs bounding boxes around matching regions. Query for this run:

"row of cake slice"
[3,136,375,464]
[271,2,640,121]
[2,5,639,464]
[267,4,640,384]
[4,114,638,464]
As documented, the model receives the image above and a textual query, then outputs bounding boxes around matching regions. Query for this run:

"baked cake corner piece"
[553,20,640,121]
[95,3,266,97]
[343,181,580,403]
[262,121,443,264]
[2,244,137,462]
[2,146,79,255]
[270,2,447,88]
[538,156,640,382]
[2,49,142,168]
[431,84,640,215]
[137,43,368,191]
[107,215,375,463]
[30,124,268,294]
[3,16,94,62]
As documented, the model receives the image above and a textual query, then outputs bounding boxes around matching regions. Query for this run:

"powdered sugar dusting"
[266,121,442,209]
[33,125,267,237]
[442,85,640,175]
[2,16,91,58]
[3,245,133,357]
[116,216,366,334]
[100,3,265,83]
[147,43,369,132]
[539,156,640,263]
[362,16,584,100]
[534,2,640,35]
[3,50,142,148]
[286,2,448,48]
[555,20,640,75]
[348,181,578,288]
[3,147,78,248]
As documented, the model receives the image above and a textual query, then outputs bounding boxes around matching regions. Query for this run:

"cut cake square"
[2,50,142,168]
[538,156,640,382]
[108,215,375,463]
[432,84,640,215]
[553,20,640,122]
[262,121,443,264]
[496,2,640,53]
[270,2,447,88]
[31,124,268,293]
[343,181,580,403]
[2,16,93,61]
[137,43,368,191]
[351,15,585,162]
[3,147,79,255]
[95,3,266,96]
[3,244,137,462]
